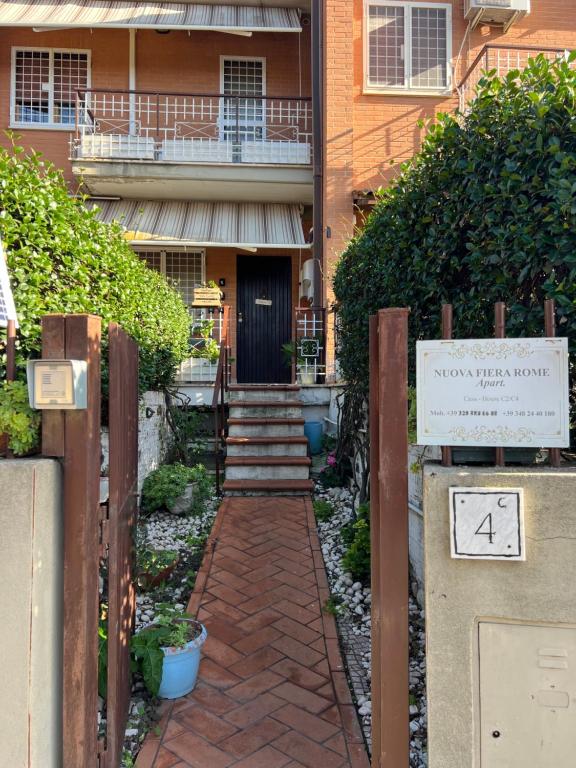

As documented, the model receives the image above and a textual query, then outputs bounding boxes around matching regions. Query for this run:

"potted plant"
[281,341,316,385]
[188,318,220,382]
[131,604,208,699]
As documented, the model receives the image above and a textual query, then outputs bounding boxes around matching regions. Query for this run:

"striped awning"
[90,199,309,248]
[0,1,302,32]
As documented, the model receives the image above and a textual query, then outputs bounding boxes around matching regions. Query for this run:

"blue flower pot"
[158,622,208,699]
[304,421,323,455]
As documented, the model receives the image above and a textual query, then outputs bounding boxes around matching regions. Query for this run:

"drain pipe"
[311,0,324,309]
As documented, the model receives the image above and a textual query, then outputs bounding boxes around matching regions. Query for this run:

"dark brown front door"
[236,255,292,383]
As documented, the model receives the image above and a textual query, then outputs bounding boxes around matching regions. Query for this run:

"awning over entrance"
[90,199,309,249]
[0,1,301,32]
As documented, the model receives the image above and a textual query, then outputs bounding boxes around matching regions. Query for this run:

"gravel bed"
[314,483,428,768]
[98,494,219,768]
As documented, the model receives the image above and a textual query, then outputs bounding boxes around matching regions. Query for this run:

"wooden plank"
[41,315,66,457]
[61,314,102,768]
[544,299,562,467]
[373,308,410,768]
[368,314,382,763]
[441,304,453,467]
[106,323,139,768]
[494,302,506,467]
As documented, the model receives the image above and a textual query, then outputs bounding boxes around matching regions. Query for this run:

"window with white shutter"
[365,2,451,93]
[12,48,90,127]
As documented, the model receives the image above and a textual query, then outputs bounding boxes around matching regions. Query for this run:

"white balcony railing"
[458,45,568,112]
[72,89,312,166]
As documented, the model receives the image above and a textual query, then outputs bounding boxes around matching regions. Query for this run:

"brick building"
[0,0,573,388]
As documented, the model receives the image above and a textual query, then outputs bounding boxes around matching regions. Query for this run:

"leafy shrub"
[166,399,207,466]
[136,548,179,590]
[141,463,212,515]
[334,54,576,436]
[318,460,346,489]
[342,504,370,585]
[0,142,190,394]
[313,499,334,522]
[0,380,41,455]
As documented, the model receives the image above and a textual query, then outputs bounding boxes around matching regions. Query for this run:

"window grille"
[221,59,265,142]
[13,49,89,126]
[365,3,450,91]
[137,250,204,307]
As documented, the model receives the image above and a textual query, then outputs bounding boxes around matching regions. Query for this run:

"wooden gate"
[41,316,138,768]
[369,309,410,768]
[103,323,139,767]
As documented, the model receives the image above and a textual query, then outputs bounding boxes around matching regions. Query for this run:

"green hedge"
[0,142,190,393]
[334,54,576,434]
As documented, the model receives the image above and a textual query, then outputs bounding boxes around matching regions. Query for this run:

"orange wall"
[0,26,311,182]
[323,0,576,300]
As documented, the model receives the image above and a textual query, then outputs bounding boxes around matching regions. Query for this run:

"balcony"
[71,89,313,202]
[457,45,568,112]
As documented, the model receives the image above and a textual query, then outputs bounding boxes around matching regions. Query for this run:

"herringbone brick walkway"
[136,496,370,768]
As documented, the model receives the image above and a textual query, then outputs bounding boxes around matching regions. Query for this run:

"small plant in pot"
[131,604,207,699]
[281,341,316,385]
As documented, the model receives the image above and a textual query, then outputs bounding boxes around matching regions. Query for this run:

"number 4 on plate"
[449,487,525,561]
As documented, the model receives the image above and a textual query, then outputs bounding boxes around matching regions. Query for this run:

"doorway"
[236,255,292,383]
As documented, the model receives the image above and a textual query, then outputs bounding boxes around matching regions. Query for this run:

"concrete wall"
[102,390,172,492]
[423,465,576,768]
[0,458,63,768]
[408,445,441,598]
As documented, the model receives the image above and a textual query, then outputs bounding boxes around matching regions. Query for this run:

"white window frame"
[219,56,267,142]
[134,247,206,306]
[10,46,91,130]
[363,0,452,96]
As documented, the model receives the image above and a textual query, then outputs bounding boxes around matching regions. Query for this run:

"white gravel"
[314,483,428,768]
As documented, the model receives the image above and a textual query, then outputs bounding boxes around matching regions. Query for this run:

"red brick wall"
[323,0,576,295]
[0,26,311,182]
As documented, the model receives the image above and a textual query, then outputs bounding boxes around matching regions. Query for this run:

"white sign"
[255,298,272,306]
[0,238,18,328]
[417,338,569,447]
[449,487,525,561]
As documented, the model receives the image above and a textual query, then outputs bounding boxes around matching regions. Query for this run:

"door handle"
[238,312,243,324]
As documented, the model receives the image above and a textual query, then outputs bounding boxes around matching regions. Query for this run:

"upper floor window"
[11,48,90,128]
[365,1,451,94]
[220,57,266,142]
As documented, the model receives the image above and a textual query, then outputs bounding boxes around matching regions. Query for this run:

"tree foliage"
[0,141,190,393]
[334,54,576,432]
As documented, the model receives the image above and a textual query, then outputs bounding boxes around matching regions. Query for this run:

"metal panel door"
[236,255,292,383]
[479,621,576,767]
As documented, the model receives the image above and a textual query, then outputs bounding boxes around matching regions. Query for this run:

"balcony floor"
[72,158,313,203]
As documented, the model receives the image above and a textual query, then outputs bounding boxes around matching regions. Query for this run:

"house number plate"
[449,487,525,561]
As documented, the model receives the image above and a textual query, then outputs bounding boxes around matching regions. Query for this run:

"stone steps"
[223,385,311,495]
[222,479,315,496]
[226,436,308,457]
[228,418,305,438]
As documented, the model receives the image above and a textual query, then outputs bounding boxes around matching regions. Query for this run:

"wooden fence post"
[370,308,410,768]
[42,314,102,767]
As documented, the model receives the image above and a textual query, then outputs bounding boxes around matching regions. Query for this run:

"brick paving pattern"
[136,496,369,768]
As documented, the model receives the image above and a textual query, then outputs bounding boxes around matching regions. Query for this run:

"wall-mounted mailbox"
[26,359,87,410]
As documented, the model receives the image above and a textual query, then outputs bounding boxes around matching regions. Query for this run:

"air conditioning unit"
[465,0,530,32]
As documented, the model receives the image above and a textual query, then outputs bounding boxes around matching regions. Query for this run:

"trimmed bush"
[0,142,190,394]
[334,54,576,436]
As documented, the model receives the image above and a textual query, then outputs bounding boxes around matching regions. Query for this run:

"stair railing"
[212,305,231,494]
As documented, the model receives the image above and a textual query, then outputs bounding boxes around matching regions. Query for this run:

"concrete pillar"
[0,458,63,768]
